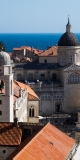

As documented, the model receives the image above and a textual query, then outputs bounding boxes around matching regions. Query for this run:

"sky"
[0,0,80,33]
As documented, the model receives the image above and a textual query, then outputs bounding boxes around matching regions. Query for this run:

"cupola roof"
[58,18,79,46]
[0,51,10,66]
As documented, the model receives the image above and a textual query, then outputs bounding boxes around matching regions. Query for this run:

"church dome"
[0,51,10,66]
[58,18,79,46]
[58,32,79,46]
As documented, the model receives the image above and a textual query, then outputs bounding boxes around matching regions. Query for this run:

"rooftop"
[7,123,76,160]
[0,123,22,146]
[14,80,39,102]
[39,46,58,57]
[15,62,61,70]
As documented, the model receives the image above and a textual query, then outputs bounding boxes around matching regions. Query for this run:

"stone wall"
[0,146,16,160]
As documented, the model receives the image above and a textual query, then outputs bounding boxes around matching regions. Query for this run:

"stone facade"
[14,19,80,116]
[0,51,39,123]
[14,62,80,116]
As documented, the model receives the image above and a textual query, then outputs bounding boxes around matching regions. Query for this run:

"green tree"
[0,41,6,51]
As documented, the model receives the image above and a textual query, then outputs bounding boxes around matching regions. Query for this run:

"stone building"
[12,46,43,62]
[14,18,80,116]
[0,51,39,123]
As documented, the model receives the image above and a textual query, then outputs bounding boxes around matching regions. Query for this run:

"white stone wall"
[58,46,80,66]
[72,144,80,160]
[0,66,13,122]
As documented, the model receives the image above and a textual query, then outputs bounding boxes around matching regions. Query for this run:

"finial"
[68,15,70,25]
[66,15,71,32]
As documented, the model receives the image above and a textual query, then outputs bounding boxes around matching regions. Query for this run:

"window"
[29,73,33,80]
[54,93,63,100]
[24,129,31,136]
[0,80,4,92]
[3,150,6,154]
[61,56,65,63]
[55,103,61,112]
[29,107,34,117]
[0,100,2,104]
[44,59,47,63]
[69,55,72,64]
[52,73,56,80]
[68,73,80,83]
[0,111,2,115]
[41,74,45,80]
[41,93,51,101]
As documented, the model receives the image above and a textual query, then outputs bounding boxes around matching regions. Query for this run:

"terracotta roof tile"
[13,80,39,103]
[8,123,75,160]
[0,123,22,146]
[14,80,39,101]
[39,46,58,57]
[13,46,43,55]
[0,80,38,104]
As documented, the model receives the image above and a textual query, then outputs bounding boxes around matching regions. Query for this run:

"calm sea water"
[0,33,80,52]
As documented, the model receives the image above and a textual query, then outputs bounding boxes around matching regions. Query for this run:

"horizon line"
[0,32,80,34]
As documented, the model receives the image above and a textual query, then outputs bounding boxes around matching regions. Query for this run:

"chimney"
[19,88,22,97]
[14,117,18,127]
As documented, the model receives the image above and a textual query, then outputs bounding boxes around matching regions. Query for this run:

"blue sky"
[0,0,80,33]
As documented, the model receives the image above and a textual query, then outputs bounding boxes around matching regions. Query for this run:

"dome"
[58,18,79,46]
[0,51,10,66]
[58,32,79,46]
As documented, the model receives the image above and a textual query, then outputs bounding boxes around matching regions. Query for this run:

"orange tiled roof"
[13,46,43,55]
[0,80,38,102]
[13,80,39,102]
[39,46,58,57]
[9,123,75,160]
[0,123,22,146]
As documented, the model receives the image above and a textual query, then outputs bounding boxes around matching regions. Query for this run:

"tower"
[58,18,80,66]
[0,51,13,122]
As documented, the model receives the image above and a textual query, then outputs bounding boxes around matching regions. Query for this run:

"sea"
[0,33,80,52]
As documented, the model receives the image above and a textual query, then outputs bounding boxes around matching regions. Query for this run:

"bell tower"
[0,51,13,122]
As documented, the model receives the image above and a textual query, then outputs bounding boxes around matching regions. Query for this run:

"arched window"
[54,93,63,100]
[41,93,51,101]
[68,73,80,83]
[17,74,22,80]
[29,107,34,117]
[61,56,65,63]
[0,80,5,94]
[32,108,34,117]
[52,73,56,80]
[69,55,73,64]
[29,73,33,80]
[41,74,45,80]
[29,108,31,117]
[44,59,47,63]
